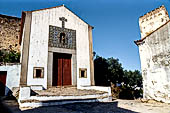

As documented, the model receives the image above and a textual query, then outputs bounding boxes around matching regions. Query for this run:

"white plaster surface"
[30,85,43,90]
[19,86,31,100]
[0,64,21,95]
[26,6,92,88]
[138,21,170,103]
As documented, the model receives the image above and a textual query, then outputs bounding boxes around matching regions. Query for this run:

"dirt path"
[1,99,170,113]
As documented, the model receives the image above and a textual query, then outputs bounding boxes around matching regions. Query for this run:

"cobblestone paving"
[34,87,106,96]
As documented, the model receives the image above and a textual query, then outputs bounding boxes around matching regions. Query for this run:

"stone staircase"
[19,87,112,108]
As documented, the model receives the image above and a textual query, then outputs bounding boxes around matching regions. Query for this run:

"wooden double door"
[53,53,72,86]
[0,71,7,96]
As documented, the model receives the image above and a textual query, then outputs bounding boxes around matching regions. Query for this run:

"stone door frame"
[47,47,77,88]
[52,52,72,86]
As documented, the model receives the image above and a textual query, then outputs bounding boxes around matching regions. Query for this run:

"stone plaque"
[49,25,76,49]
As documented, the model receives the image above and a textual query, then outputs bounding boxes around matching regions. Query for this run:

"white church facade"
[0,5,111,107]
[20,5,95,89]
[0,5,97,96]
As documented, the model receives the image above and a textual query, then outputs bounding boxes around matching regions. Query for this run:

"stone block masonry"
[0,14,21,52]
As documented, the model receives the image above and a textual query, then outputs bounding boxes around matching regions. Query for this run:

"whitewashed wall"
[27,6,91,88]
[0,64,21,95]
[139,22,170,103]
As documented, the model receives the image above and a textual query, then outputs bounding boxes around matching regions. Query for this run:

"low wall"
[0,63,21,95]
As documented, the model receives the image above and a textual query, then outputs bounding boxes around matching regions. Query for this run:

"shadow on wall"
[0,81,13,97]
[0,99,138,113]
[0,71,14,97]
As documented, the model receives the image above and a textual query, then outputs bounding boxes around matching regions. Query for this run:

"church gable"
[28,5,90,51]
[30,5,91,27]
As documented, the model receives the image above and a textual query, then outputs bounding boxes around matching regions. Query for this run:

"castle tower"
[135,6,170,103]
[139,5,169,39]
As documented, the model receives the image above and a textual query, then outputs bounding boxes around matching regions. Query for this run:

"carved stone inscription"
[49,25,76,49]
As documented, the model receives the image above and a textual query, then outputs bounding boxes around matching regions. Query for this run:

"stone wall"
[0,14,21,52]
[139,5,169,39]
[138,21,170,103]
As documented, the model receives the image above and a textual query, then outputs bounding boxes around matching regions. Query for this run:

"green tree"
[123,70,142,89]
[94,55,110,86]
[107,57,124,85]
[94,56,124,86]
[119,70,142,99]
[94,54,143,99]
[0,50,20,63]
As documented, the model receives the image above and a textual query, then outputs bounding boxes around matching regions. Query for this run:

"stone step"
[19,93,111,108]
[29,92,108,101]
[32,87,107,97]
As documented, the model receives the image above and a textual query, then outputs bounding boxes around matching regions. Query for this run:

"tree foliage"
[123,70,142,89]
[94,54,142,99]
[107,57,124,84]
[0,49,20,63]
[94,55,109,86]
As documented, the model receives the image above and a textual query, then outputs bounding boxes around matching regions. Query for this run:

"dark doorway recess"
[0,71,7,96]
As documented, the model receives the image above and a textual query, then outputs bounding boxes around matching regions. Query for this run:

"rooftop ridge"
[26,5,63,12]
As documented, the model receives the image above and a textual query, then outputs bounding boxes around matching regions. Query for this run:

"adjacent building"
[135,6,170,103]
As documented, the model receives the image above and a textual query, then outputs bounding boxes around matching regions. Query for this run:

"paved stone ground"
[34,87,106,96]
[116,99,170,113]
[1,99,170,113]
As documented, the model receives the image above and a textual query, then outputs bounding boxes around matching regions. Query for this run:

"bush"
[0,50,20,63]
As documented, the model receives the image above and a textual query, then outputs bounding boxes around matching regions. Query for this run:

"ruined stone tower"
[135,6,170,103]
[139,5,169,39]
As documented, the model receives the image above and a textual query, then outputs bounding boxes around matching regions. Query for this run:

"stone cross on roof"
[59,17,67,28]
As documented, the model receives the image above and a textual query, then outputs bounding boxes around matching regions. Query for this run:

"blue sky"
[1,0,170,71]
